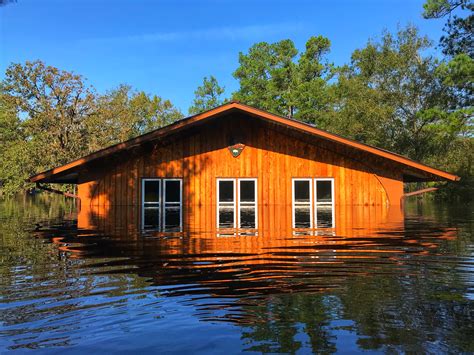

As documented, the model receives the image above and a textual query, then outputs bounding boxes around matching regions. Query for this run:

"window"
[292,178,334,228]
[217,179,236,228]
[217,178,257,229]
[163,179,182,231]
[292,179,312,228]
[142,178,182,231]
[142,179,161,230]
[239,179,257,229]
[315,179,334,228]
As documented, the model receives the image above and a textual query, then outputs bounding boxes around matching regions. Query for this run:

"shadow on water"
[0,195,473,353]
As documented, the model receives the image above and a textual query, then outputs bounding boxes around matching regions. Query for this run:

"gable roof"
[29,102,460,183]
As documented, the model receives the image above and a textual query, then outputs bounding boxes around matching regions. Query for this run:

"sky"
[0,0,446,112]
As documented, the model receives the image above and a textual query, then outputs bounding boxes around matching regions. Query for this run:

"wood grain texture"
[77,113,405,231]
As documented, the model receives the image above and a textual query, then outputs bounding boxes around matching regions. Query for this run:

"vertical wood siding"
[78,113,403,232]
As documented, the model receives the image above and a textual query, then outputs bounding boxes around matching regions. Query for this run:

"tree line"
[1,0,472,199]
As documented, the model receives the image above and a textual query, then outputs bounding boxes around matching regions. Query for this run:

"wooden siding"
[77,113,403,231]
[31,102,459,183]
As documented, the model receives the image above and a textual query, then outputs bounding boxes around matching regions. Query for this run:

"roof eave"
[29,102,460,184]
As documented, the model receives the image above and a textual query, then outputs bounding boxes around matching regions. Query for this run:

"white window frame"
[314,178,335,228]
[216,178,237,229]
[292,178,313,229]
[142,178,162,231]
[292,178,335,229]
[141,178,183,231]
[216,178,258,229]
[238,178,258,229]
[163,178,183,232]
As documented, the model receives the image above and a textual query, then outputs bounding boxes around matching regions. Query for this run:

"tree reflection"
[0,196,472,353]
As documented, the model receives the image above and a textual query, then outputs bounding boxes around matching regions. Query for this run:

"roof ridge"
[29,102,460,183]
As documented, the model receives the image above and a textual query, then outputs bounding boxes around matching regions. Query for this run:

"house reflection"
[68,202,459,269]
[30,200,467,354]
[79,202,405,239]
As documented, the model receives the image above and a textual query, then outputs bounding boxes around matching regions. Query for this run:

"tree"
[0,90,21,150]
[0,61,183,195]
[2,60,96,169]
[188,76,226,114]
[88,85,183,151]
[232,36,334,124]
[423,0,473,57]
[422,0,473,124]
[0,91,32,195]
[328,26,470,164]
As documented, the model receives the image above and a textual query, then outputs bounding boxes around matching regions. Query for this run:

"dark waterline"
[0,195,473,353]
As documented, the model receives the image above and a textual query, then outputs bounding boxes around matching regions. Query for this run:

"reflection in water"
[0,195,473,353]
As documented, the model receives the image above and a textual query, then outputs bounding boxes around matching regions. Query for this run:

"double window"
[217,178,257,229]
[142,178,182,231]
[292,178,335,228]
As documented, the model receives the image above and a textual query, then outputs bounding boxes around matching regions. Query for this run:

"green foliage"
[232,36,334,124]
[188,76,226,114]
[228,25,472,200]
[88,84,183,151]
[328,27,468,160]
[3,61,96,168]
[428,137,473,200]
[436,53,474,109]
[423,0,468,17]
[2,19,472,200]
[0,61,182,196]
[325,26,472,200]
[0,94,33,195]
[423,0,473,57]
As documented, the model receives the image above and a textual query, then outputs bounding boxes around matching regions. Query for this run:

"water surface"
[0,195,473,353]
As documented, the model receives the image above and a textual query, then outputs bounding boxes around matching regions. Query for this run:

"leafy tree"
[0,90,21,150]
[328,26,470,163]
[88,84,182,151]
[0,92,32,195]
[233,36,334,124]
[188,76,226,114]
[423,0,473,57]
[2,60,96,168]
[0,61,182,195]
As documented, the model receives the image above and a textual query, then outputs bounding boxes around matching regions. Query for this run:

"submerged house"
[30,102,459,233]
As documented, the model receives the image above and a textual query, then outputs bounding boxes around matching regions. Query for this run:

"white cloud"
[82,23,306,44]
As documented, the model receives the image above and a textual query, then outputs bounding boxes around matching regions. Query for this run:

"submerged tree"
[188,76,226,114]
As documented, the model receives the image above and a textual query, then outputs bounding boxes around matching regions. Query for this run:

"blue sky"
[0,0,446,112]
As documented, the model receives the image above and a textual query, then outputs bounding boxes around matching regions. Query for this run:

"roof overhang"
[29,102,460,184]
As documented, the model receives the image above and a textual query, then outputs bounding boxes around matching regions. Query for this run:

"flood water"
[0,195,473,353]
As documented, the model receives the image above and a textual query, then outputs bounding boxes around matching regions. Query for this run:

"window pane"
[164,207,181,230]
[144,207,160,229]
[316,205,333,228]
[240,206,256,228]
[240,180,255,202]
[294,206,311,228]
[294,180,310,202]
[219,181,234,202]
[316,180,332,203]
[219,206,234,228]
[144,180,160,203]
[165,180,181,203]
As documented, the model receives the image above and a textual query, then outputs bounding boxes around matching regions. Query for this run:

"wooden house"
[30,102,459,233]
